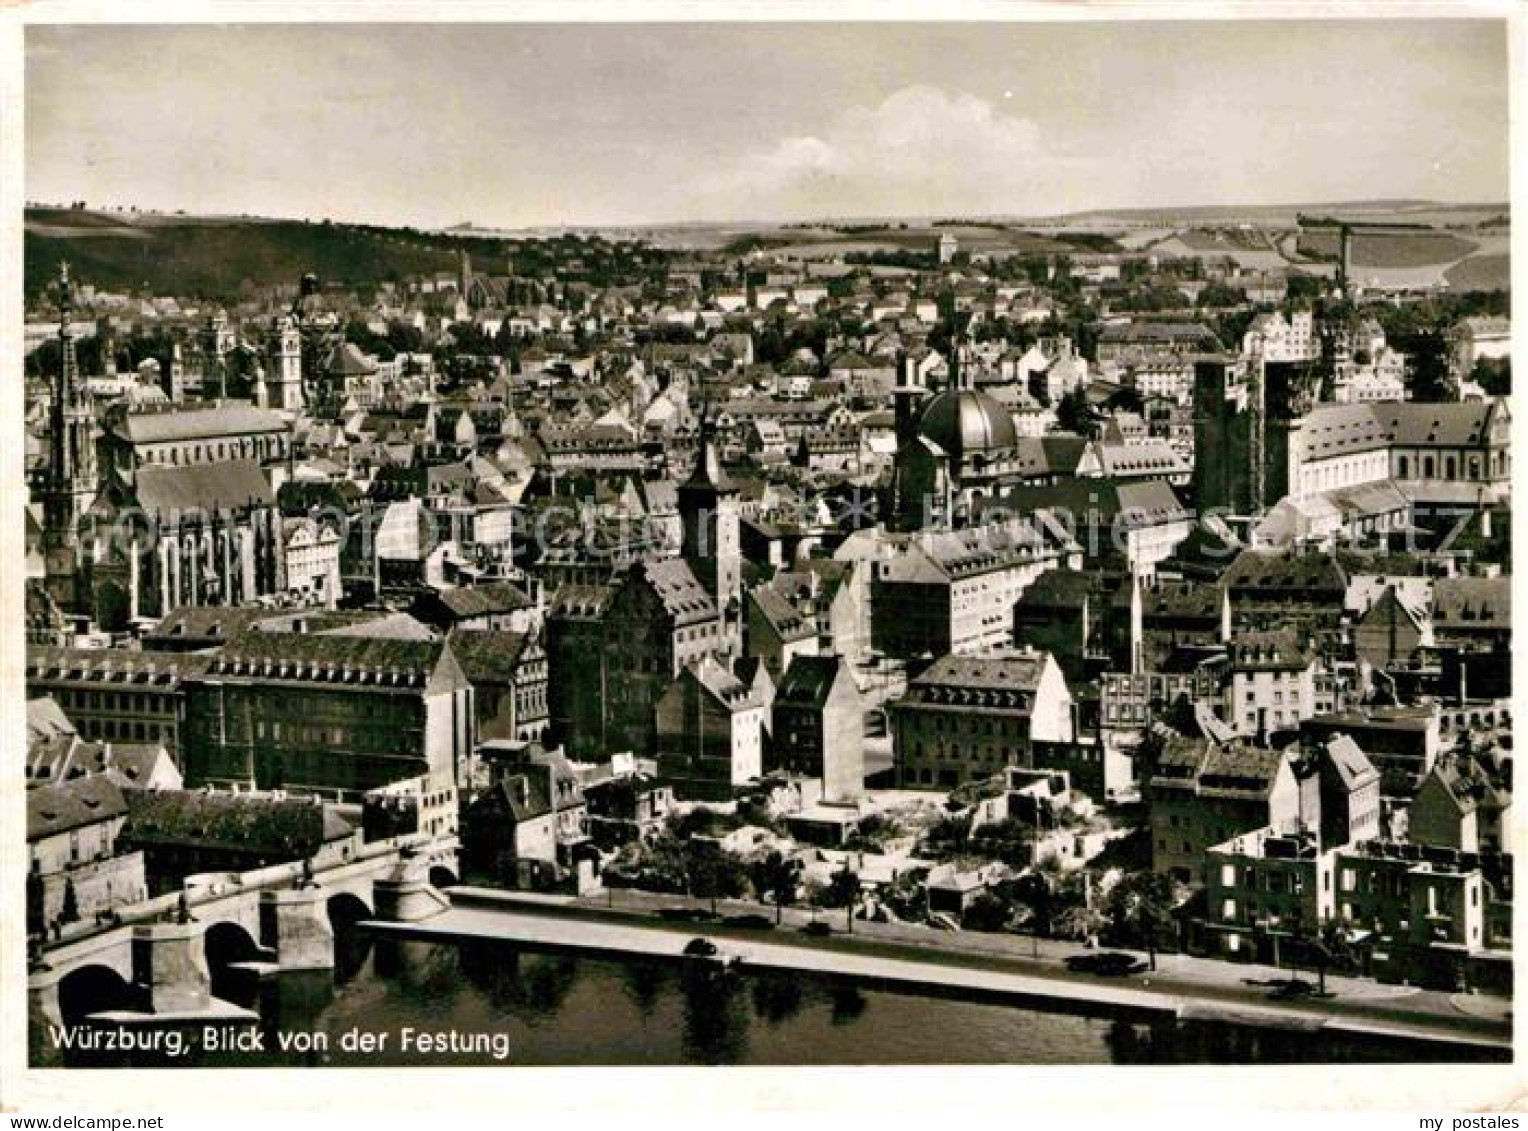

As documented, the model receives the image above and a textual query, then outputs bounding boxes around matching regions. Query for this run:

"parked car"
[682,937,743,971]
[660,908,717,924]
[1268,978,1316,1000]
[1066,952,1148,977]
[723,914,775,930]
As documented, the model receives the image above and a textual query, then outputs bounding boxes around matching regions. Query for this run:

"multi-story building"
[1334,841,1509,988]
[1408,753,1512,854]
[892,650,1074,791]
[1301,704,1441,798]
[1287,400,1511,502]
[654,656,765,801]
[462,742,591,889]
[870,518,1082,660]
[81,458,285,626]
[1225,629,1318,739]
[1202,824,1334,962]
[447,628,550,744]
[184,632,473,804]
[100,400,292,478]
[773,653,864,804]
[1242,310,1319,364]
[1148,737,1305,882]
[26,775,145,933]
[546,558,730,758]
[26,647,210,767]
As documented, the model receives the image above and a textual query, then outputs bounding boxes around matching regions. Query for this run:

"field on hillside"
[673,221,1110,259]
[25,210,464,300]
[1444,254,1511,291]
[1297,230,1481,268]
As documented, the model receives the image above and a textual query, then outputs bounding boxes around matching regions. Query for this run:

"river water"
[44,926,1504,1068]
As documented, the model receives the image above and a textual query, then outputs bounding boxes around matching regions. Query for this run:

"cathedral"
[890,337,1036,530]
[33,265,288,630]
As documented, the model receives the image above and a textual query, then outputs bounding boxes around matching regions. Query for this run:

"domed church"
[890,338,1031,530]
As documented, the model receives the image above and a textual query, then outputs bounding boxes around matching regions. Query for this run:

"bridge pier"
[374,855,451,923]
[132,921,213,1014]
[260,887,334,971]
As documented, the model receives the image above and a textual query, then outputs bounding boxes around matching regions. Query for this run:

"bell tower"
[266,314,304,413]
[679,405,741,634]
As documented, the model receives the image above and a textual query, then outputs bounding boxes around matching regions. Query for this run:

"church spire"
[42,260,98,613]
[682,398,733,495]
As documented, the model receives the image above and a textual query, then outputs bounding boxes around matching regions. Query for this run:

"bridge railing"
[40,831,459,954]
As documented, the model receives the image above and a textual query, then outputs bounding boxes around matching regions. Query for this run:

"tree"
[1051,903,1106,944]
[1471,356,1511,396]
[962,890,1015,933]
[921,813,972,860]
[1056,386,1093,436]
[1105,385,1145,416]
[683,842,745,916]
[1406,328,1453,403]
[751,850,802,924]
[823,865,862,934]
[1106,872,1179,970]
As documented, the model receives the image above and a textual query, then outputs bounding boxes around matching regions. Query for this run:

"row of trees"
[609,832,867,931]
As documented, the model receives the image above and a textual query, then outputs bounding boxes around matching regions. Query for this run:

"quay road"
[365,887,1511,1055]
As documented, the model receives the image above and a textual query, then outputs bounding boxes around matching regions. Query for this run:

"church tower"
[200,309,234,398]
[42,262,98,611]
[164,341,186,403]
[679,407,741,630]
[265,314,304,412]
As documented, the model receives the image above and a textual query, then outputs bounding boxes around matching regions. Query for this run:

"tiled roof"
[122,791,351,856]
[28,776,129,841]
[1230,629,1311,671]
[429,581,532,620]
[445,628,534,682]
[130,459,276,515]
[1320,734,1379,792]
[1432,575,1511,630]
[749,585,814,642]
[211,632,452,687]
[777,654,854,708]
[109,401,289,444]
[904,652,1053,704]
[28,646,211,686]
[635,559,719,626]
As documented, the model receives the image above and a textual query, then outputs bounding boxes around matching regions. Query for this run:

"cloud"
[699,85,1067,220]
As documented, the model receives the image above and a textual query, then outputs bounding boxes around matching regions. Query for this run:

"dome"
[917,388,1017,461]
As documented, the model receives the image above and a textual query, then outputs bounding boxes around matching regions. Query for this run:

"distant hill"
[24,208,478,302]
[1027,200,1510,229]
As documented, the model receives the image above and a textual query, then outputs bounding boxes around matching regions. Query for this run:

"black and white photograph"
[3,1,1522,1114]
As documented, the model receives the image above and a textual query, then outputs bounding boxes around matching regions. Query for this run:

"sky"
[25,19,1511,229]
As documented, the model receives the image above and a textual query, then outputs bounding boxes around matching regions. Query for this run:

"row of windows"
[909,742,1016,764]
[908,713,1026,737]
[1395,451,1506,481]
[142,436,287,466]
[57,688,175,715]
[84,717,174,744]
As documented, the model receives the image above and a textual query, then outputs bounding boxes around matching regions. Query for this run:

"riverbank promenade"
[364,886,1511,1056]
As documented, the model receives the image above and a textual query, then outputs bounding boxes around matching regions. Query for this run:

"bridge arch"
[57,964,137,1026]
[326,890,373,931]
[204,920,263,970]
[429,865,459,890]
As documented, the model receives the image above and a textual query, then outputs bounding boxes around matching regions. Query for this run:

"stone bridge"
[29,833,458,1041]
